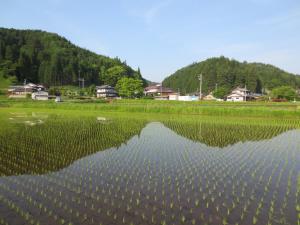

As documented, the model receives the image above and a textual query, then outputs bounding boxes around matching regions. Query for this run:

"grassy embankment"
[1,97,300,118]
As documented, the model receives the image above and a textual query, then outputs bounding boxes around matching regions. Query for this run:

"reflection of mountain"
[0,118,297,177]
[0,117,146,176]
[0,122,299,225]
[163,121,296,148]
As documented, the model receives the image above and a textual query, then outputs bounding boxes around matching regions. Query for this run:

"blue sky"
[1,0,300,82]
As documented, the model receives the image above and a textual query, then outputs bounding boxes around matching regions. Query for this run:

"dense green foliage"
[163,56,300,94]
[212,87,230,99]
[271,86,297,101]
[0,28,144,86]
[115,77,144,98]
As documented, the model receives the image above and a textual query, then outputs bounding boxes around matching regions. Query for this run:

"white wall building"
[144,84,174,96]
[226,87,254,102]
[169,94,198,101]
[178,96,198,101]
[96,85,118,98]
[32,91,49,100]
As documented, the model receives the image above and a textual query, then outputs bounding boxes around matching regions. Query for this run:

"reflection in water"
[0,116,146,176]
[0,123,299,225]
[164,120,296,147]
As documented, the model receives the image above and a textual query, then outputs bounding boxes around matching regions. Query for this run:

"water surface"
[0,122,299,225]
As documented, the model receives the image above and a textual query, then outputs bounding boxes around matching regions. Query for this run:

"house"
[144,84,175,98]
[203,93,216,101]
[169,94,198,101]
[226,87,254,102]
[178,95,198,101]
[8,86,29,97]
[96,85,118,98]
[32,91,49,100]
[169,94,179,100]
[8,83,45,98]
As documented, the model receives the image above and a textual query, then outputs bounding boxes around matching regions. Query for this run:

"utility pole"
[24,79,27,94]
[78,69,81,88]
[198,74,203,100]
[78,77,85,88]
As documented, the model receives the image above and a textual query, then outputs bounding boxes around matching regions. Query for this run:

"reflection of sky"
[0,122,299,224]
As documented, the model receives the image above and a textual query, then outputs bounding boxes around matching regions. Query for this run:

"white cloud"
[123,0,173,26]
[143,0,172,24]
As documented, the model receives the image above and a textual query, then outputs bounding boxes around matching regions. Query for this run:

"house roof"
[144,85,174,93]
[9,83,45,92]
[96,85,114,89]
[11,87,34,92]
[233,87,250,92]
[32,91,49,95]
[227,93,245,98]
[203,94,216,99]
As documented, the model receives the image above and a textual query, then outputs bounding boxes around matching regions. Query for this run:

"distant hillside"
[0,28,144,86]
[163,56,300,94]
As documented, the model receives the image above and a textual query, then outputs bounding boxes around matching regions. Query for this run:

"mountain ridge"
[0,28,144,86]
[162,56,300,94]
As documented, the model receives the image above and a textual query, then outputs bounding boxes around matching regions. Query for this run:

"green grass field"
[1,97,299,119]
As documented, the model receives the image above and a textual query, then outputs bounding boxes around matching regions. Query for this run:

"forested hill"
[0,28,144,86]
[163,57,300,94]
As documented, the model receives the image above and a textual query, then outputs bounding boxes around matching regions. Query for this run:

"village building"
[144,84,175,99]
[96,85,118,98]
[31,91,49,100]
[8,83,45,98]
[8,86,30,97]
[169,94,199,101]
[203,92,217,101]
[178,95,198,101]
[169,94,179,101]
[226,87,254,102]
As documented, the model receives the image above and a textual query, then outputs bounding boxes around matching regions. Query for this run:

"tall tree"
[115,77,144,98]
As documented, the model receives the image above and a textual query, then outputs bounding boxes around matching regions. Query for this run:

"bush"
[271,86,297,101]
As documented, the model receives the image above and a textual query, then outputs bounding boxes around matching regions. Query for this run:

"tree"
[212,87,230,99]
[103,65,127,86]
[88,84,96,97]
[115,77,143,98]
[270,86,297,101]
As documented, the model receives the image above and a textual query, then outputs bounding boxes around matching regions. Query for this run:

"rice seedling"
[0,108,299,224]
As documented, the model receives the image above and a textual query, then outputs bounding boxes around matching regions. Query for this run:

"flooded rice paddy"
[0,113,299,225]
